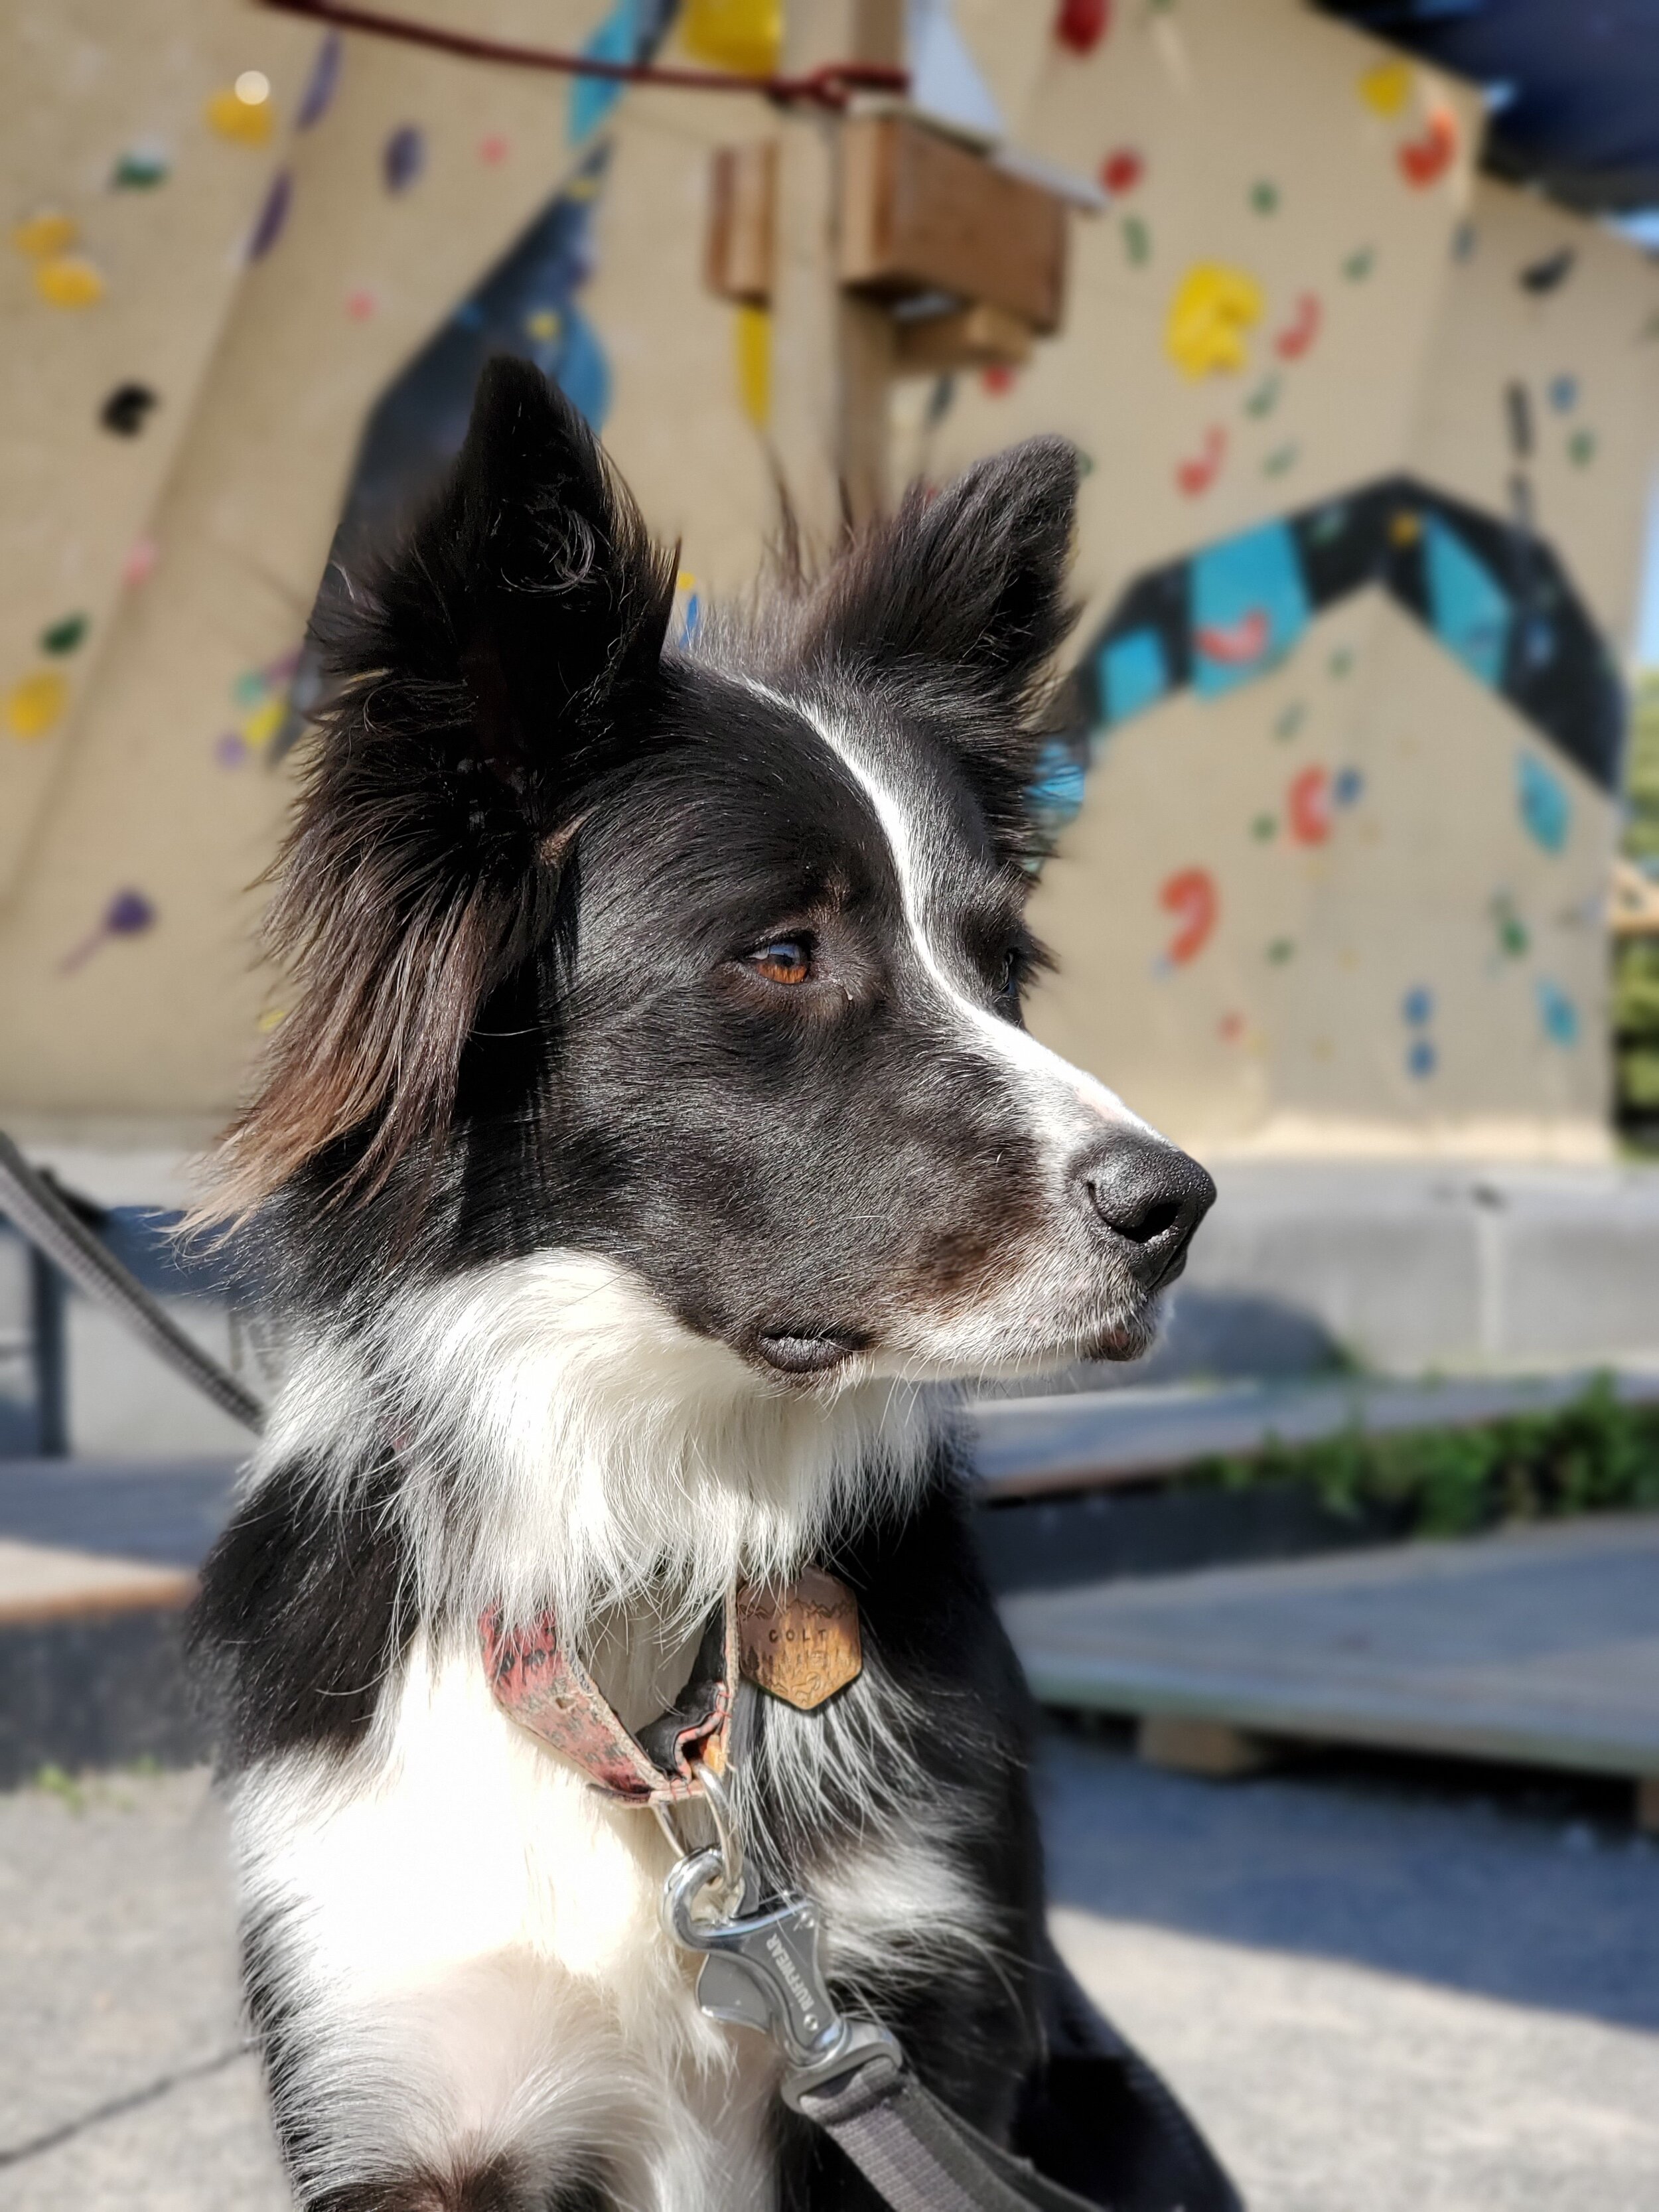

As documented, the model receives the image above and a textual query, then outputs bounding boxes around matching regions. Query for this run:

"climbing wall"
[0,0,768,1133]
[0,0,317,893]
[897,0,1659,1157]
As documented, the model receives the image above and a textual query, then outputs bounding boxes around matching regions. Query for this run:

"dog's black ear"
[212,359,676,1221]
[348,352,677,818]
[807,437,1080,717]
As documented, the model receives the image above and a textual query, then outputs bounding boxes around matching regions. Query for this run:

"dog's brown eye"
[750,936,812,986]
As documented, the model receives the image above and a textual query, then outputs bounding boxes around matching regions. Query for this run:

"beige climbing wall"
[0,0,319,894]
[0,1,743,1136]
[899,0,1658,1159]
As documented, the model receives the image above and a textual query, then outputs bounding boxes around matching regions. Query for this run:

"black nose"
[1075,1130,1216,1290]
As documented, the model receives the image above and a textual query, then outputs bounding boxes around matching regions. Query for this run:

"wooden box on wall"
[837,114,1068,334]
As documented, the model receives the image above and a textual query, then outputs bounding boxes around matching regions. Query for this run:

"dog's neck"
[268,1248,934,1655]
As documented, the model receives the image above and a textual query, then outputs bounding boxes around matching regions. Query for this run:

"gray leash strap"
[0,1130,266,1435]
[796,2050,1105,2212]
[664,1840,1103,2212]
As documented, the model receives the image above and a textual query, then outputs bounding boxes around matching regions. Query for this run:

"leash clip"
[662,1846,900,2101]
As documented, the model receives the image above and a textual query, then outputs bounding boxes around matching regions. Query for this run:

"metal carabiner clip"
[661,1841,899,2104]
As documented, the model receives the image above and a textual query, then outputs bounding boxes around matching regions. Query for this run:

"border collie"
[192,358,1227,2212]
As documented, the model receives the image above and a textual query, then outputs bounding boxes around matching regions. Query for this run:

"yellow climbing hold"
[736,301,771,428]
[7,671,68,741]
[206,76,276,143]
[1360,60,1413,115]
[256,1005,288,1034]
[525,307,563,342]
[240,695,287,753]
[1165,263,1264,379]
[680,0,782,76]
[11,210,78,259]
[34,255,105,307]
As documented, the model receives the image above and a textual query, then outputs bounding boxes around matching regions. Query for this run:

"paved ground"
[1,1735,1656,2210]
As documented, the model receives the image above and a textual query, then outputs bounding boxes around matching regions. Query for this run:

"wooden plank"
[0,1537,194,1630]
[838,115,1068,332]
[1003,1513,1659,1783]
[705,141,777,307]
[1137,1714,1280,1777]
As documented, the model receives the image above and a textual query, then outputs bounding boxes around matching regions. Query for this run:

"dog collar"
[482,1568,862,1807]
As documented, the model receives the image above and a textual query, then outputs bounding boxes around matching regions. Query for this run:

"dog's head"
[223,358,1211,1388]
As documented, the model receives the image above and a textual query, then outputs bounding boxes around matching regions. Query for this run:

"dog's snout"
[1076,1132,1216,1288]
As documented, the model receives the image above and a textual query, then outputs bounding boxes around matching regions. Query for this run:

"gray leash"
[663,1814,1104,2212]
[0,1130,266,1436]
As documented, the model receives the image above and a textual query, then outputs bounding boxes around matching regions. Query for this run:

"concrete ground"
[1,1736,1656,2211]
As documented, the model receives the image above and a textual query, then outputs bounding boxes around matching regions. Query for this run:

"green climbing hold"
[1252,813,1277,840]
[1342,247,1375,281]
[1123,216,1151,267]
[1329,646,1355,679]
[39,612,89,656]
[1267,938,1295,964]
[111,146,170,189]
[1263,442,1299,477]
[1274,701,1305,741]
[1250,180,1279,215]
[1567,428,1597,467]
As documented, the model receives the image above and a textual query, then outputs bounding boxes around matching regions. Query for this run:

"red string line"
[256,0,910,110]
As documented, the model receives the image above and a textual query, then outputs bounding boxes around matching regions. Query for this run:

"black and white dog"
[193,358,1227,2212]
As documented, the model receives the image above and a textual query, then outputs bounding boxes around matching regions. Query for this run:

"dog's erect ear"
[350,352,677,814]
[806,437,1080,718]
[211,359,676,1223]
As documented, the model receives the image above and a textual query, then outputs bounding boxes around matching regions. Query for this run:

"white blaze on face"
[790,697,1155,1159]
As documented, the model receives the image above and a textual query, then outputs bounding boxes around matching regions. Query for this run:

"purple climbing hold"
[248,171,293,261]
[384,124,426,194]
[297,34,343,129]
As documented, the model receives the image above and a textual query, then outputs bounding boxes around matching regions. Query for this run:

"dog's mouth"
[756,1329,869,1376]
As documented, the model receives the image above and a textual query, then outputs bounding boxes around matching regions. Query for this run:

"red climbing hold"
[1100,148,1143,195]
[1056,0,1110,56]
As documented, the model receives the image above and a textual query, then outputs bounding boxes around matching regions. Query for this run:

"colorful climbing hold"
[1054,0,1110,55]
[1249,180,1279,215]
[1519,247,1575,295]
[1175,425,1226,496]
[1273,291,1321,362]
[101,382,157,436]
[39,614,88,656]
[345,285,378,321]
[1100,149,1143,195]
[1159,867,1218,966]
[1167,263,1264,378]
[1452,220,1477,261]
[206,73,275,145]
[1263,443,1299,478]
[247,171,292,260]
[34,256,105,308]
[1567,428,1597,467]
[384,123,426,193]
[1287,765,1332,844]
[1250,812,1277,841]
[981,362,1019,396]
[1273,701,1305,741]
[1398,106,1459,188]
[1342,246,1376,281]
[1121,216,1151,267]
[681,0,782,74]
[1402,986,1433,1027]
[7,671,69,741]
[1218,1012,1245,1043]
[1244,373,1281,419]
[1267,938,1295,965]
[297,34,342,128]
[1406,1037,1437,1078]
[525,307,563,342]
[11,211,77,259]
[736,301,770,427]
[110,144,170,189]
[1359,59,1412,115]
[1548,374,1578,413]
[1517,751,1570,851]
[1490,893,1529,959]
[1332,766,1364,807]
[214,731,248,769]
[479,132,510,165]
[1536,980,1579,1047]
[1328,646,1355,678]
[121,536,159,587]
[60,888,157,974]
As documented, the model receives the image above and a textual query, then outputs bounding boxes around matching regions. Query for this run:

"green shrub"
[1189,1376,1659,1536]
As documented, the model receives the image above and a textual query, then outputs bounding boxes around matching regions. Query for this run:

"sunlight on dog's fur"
[190,359,1226,2212]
